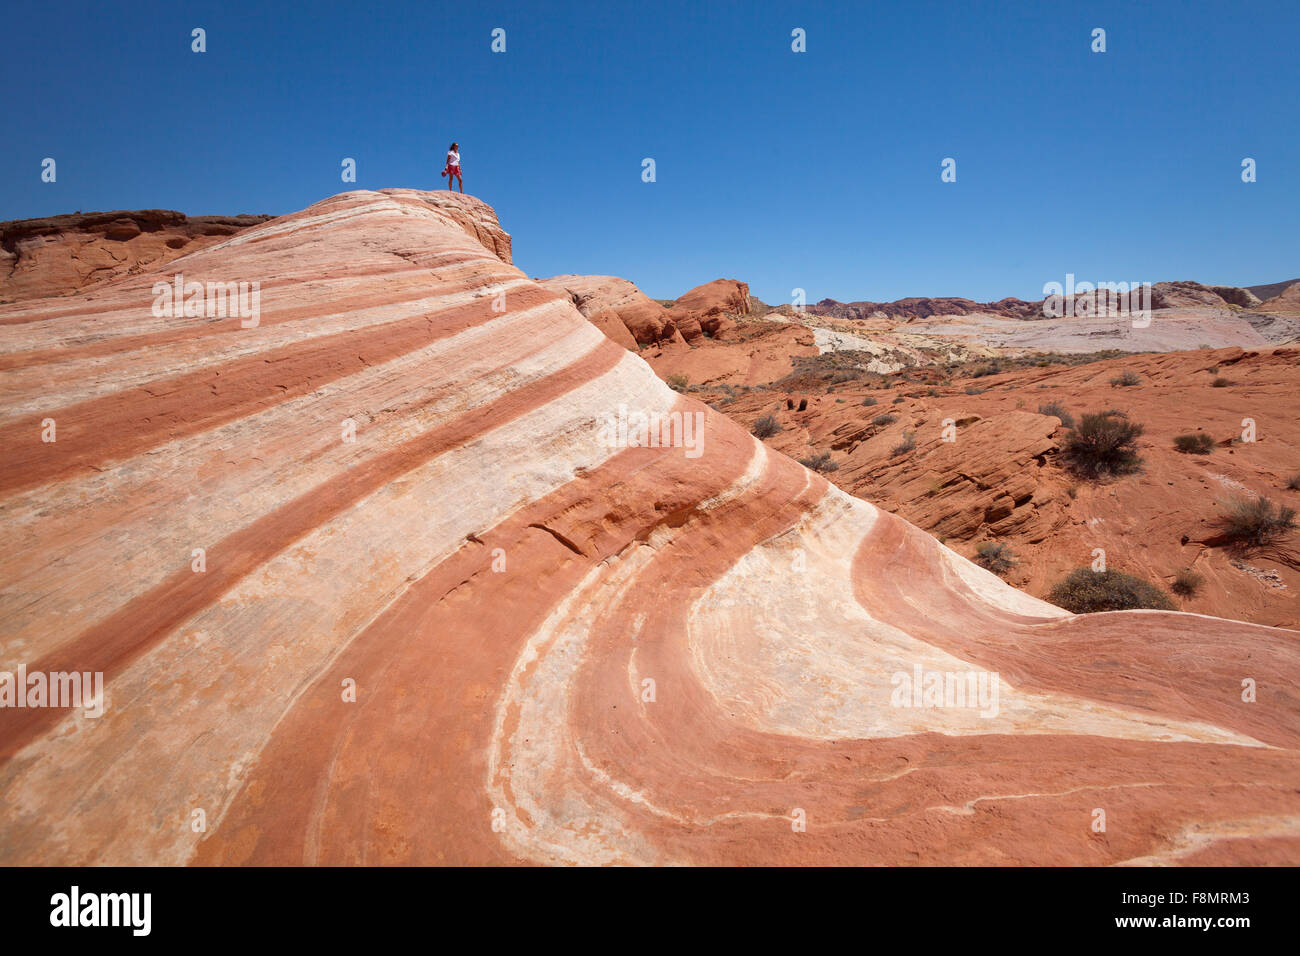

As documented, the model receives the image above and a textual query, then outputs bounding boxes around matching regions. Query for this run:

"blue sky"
[4,0,1297,303]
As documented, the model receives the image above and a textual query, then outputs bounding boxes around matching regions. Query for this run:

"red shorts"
[445,164,461,178]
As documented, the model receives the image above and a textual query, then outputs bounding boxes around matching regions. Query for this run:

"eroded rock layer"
[1,190,1297,866]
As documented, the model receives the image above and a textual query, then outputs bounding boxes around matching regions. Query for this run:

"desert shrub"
[1211,377,1231,388]
[1109,370,1141,387]
[964,386,986,395]
[892,396,905,404]
[974,541,1016,575]
[666,373,690,392]
[861,396,878,407]
[1288,472,1300,491]
[1217,496,1297,547]
[925,387,940,397]
[799,451,838,473]
[1047,568,1175,613]
[830,370,862,384]
[890,430,916,457]
[1061,410,1144,478]
[1037,400,1075,429]
[872,413,898,427]
[970,363,1001,378]
[1173,433,1215,454]
[752,414,782,438]
[1171,568,1204,597]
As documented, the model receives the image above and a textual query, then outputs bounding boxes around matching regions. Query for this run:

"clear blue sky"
[4,0,1297,303]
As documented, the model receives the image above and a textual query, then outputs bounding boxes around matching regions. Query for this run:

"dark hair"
[449,142,458,150]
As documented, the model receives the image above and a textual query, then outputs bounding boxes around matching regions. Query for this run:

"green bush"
[1062,410,1144,478]
[872,413,898,427]
[1217,496,1297,547]
[1047,568,1175,613]
[861,396,878,406]
[1173,433,1215,454]
[752,414,782,438]
[1171,568,1204,597]
[974,541,1016,575]
[1037,400,1075,429]
[1109,370,1141,387]
[799,451,838,473]
[890,430,916,457]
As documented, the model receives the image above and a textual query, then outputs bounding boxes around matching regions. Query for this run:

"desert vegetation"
[1037,400,1074,428]
[1060,410,1144,478]
[974,541,1016,575]
[798,450,838,473]
[1109,370,1141,387]
[890,430,917,457]
[1047,568,1175,613]
[666,373,690,392]
[752,414,782,438]
[1217,496,1297,547]
[1173,433,1215,454]
[1171,568,1204,598]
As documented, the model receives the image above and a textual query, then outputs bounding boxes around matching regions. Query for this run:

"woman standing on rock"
[442,142,463,193]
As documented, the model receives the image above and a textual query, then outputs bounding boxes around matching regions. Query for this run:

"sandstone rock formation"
[1257,281,1300,314]
[708,346,1300,629]
[2,190,1297,866]
[538,274,678,347]
[667,278,752,340]
[1248,278,1300,303]
[0,209,272,302]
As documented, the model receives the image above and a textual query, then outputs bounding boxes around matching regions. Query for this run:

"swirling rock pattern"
[1,190,1297,865]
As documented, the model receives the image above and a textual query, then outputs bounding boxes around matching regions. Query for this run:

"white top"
[447,150,460,167]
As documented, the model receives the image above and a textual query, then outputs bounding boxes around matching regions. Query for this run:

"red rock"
[667,278,752,341]
[0,209,272,303]
[1257,281,1300,314]
[1,190,1297,867]
[538,274,678,345]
